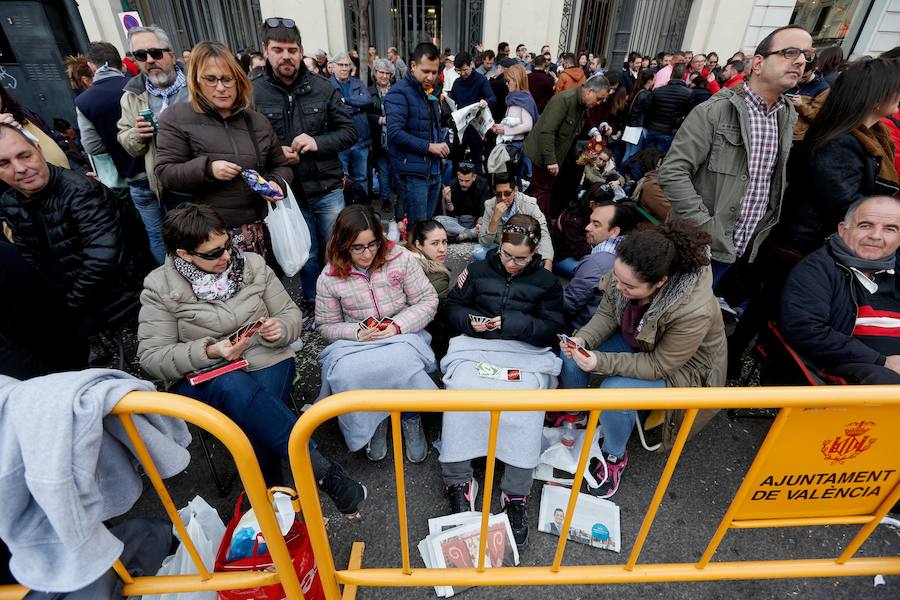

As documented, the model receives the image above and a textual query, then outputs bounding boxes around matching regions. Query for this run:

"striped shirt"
[733,87,784,256]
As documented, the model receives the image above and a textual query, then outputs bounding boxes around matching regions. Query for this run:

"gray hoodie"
[0,369,190,592]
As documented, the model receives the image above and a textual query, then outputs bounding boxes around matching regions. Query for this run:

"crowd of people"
[1,15,899,561]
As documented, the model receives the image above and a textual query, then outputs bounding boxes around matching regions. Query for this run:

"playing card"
[359,316,379,330]
[469,314,490,323]
[376,317,394,331]
[228,318,265,345]
[576,345,592,358]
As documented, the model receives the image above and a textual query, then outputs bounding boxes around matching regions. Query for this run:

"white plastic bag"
[154,495,227,600]
[264,185,311,277]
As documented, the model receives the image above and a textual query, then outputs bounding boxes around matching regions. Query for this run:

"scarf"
[146,64,187,112]
[173,246,245,302]
[506,90,539,125]
[828,234,896,273]
[850,122,899,193]
[610,266,704,339]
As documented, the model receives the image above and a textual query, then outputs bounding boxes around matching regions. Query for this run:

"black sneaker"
[444,479,479,514]
[318,464,367,514]
[501,492,528,547]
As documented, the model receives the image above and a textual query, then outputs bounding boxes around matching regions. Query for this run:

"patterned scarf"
[849,122,899,194]
[146,64,187,112]
[174,245,245,301]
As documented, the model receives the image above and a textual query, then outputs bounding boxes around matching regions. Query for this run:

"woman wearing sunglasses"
[440,214,565,547]
[315,205,439,464]
[137,204,366,514]
[155,40,292,260]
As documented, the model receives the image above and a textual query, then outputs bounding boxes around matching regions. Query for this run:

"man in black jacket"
[437,161,490,241]
[643,63,693,155]
[0,124,148,336]
[252,18,357,307]
[781,196,900,384]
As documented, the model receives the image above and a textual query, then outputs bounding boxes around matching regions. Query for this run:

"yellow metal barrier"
[287,386,900,599]
[0,391,303,600]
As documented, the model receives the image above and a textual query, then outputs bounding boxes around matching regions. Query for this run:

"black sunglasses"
[265,17,296,28]
[189,235,233,260]
[133,48,170,62]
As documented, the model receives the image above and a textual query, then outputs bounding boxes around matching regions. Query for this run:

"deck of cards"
[558,333,592,358]
[469,314,499,330]
[229,318,265,345]
[359,316,395,332]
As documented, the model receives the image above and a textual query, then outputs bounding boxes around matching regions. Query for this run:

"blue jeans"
[128,179,165,264]
[171,358,309,483]
[644,130,674,156]
[434,215,478,240]
[711,259,732,289]
[554,257,579,278]
[339,142,369,198]
[374,154,392,202]
[558,332,666,457]
[622,130,645,165]
[471,243,496,261]
[300,188,345,303]
[398,174,441,227]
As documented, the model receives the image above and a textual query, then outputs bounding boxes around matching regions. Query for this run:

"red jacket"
[882,111,900,183]
[723,74,744,89]
[684,68,720,94]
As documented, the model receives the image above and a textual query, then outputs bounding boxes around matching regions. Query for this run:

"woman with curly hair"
[559,220,726,499]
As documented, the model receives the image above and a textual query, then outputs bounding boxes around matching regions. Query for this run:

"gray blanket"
[318,332,437,451]
[439,336,561,468]
[0,369,191,592]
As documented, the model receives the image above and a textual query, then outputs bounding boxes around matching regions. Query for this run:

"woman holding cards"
[155,41,291,258]
[559,220,726,500]
[440,214,565,547]
[138,204,366,514]
[315,205,439,463]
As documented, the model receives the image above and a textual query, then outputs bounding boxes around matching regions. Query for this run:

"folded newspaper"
[417,512,520,597]
[451,102,495,140]
[537,483,622,552]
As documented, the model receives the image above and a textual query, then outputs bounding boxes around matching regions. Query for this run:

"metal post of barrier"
[836,479,900,564]
[550,409,600,572]
[390,412,412,574]
[696,407,793,569]
[477,411,501,572]
[626,408,698,570]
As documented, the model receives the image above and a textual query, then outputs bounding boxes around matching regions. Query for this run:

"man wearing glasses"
[252,18,357,310]
[659,24,812,284]
[117,26,189,214]
[329,51,372,204]
[477,173,553,270]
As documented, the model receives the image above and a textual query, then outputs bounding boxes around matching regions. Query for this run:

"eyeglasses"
[349,240,381,255]
[200,75,237,88]
[189,236,232,260]
[760,47,815,62]
[335,62,352,69]
[133,48,170,62]
[375,70,393,76]
[499,247,532,266]
[495,189,515,198]
[264,17,296,28]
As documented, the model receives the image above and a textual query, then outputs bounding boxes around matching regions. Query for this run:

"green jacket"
[657,84,797,263]
[524,86,587,168]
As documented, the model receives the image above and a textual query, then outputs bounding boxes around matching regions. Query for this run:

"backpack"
[486,143,523,175]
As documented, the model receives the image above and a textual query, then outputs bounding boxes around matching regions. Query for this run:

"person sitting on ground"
[780,196,900,384]
[581,146,623,187]
[476,173,553,268]
[136,203,366,513]
[564,200,639,329]
[437,161,490,242]
[405,219,451,358]
[441,214,565,547]
[0,123,149,339]
[559,220,726,499]
[315,204,439,463]
[552,183,616,277]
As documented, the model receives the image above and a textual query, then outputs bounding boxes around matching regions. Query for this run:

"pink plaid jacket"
[315,244,438,342]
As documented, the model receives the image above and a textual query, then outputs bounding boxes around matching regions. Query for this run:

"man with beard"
[252,18,357,310]
[117,26,189,213]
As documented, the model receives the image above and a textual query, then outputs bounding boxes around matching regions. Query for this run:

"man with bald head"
[781,196,900,384]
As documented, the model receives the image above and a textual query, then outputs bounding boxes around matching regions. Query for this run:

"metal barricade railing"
[0,391,304,599]
[287,386,900,599]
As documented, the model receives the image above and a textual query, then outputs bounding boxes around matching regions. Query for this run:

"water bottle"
[560,417,576,448]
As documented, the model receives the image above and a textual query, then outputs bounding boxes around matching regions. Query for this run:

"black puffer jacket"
[0,166,148,324]
[252,61,357,201]
[644,80,693,135]
[447,249,565,347]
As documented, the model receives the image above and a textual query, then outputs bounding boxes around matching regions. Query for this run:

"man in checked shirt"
[658,25,813,286]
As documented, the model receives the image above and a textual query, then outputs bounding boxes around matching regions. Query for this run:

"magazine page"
[417,538,447,597]
[537,484,621,552]
[426,512,481,596]
[451,103,480,140]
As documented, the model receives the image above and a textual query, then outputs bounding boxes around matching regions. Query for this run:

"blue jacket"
[330,76,372,144]
[448,71,495,111]
[564,250,616,329]
[384,72,442,178]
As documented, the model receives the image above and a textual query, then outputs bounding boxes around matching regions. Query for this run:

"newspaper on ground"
[417,512,519,597]
[451,102,495,140]
[534,426,605,489]
[537,483,622,552]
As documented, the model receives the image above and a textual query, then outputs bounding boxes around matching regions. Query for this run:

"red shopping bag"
[215,492,325,600]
